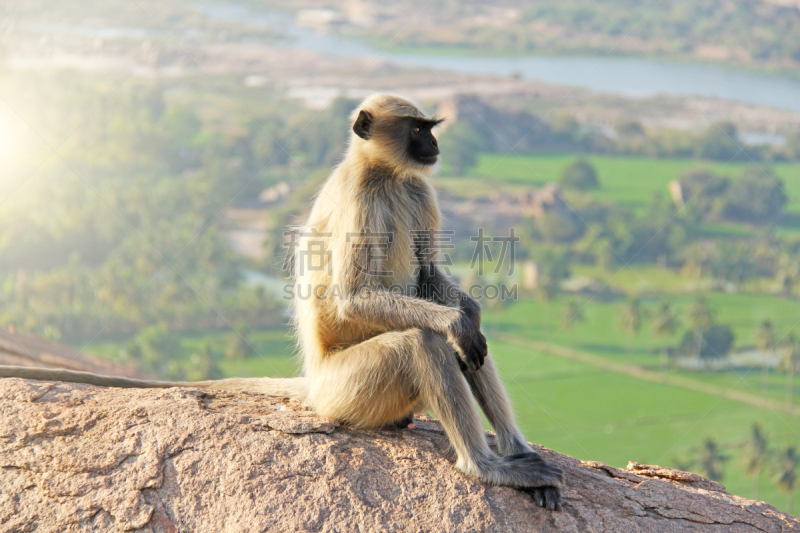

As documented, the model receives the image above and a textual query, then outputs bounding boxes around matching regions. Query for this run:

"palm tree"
[776,252,800,297]
[563,299,585,346]
[653,302,678,377]
[756,319,775,401]
[780,332,800,407]
[744,424,769,500]
[226,322,257,360]
[620,296,642,367]
[688,296,713,360]
[776,445,798,515]
[697,438,728,482]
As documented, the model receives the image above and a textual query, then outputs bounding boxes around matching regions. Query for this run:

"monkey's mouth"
[417,155,438,165]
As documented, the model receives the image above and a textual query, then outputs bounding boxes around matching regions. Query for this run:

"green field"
[439,153,800,222]
[489,339,798,513]
[87,328,302,380]
[484,293,800,407]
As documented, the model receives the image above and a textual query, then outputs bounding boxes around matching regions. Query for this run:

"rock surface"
[0,378,797,533]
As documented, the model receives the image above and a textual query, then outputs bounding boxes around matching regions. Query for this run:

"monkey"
[0,94,563,510]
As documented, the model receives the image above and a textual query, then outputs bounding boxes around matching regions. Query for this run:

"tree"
[132,323,180,376]
[653,303,678,375]
[535,250,571,300]
[438,122,483,175]
[687,296,713,359]
[536,212,585,243]
[188,342,222,381]
[756,319,776,400]
[721,167,788,223]
[560,160,600,190]
[744,424,769,500]
[563,299,585,346]
[620,297,642,363]
[776,252,800,297]
[226,322,257,360]
[786,131,800,161]
[697,438,728,482]
[677,169,730,223]
[696,121,745,161]
[678,324,734,360]
[776,445,798,515]
[780,332,800,407]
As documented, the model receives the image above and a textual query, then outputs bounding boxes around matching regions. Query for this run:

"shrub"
[560,160,599,190]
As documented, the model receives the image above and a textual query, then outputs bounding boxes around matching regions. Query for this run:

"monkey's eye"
[412,127,420,134]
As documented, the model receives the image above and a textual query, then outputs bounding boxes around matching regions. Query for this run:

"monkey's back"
[293,160,441,375]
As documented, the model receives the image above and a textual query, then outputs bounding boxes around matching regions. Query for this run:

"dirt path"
[495,333,800,417]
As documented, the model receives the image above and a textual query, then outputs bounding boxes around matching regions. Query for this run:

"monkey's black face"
[408,121,439,166]
[352,109,443,167]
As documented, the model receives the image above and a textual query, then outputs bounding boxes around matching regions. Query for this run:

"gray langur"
[0,94,564,509]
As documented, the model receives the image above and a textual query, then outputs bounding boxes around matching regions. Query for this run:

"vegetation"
[364,0,800,70]
[0,78,360,340]
[438,122,483,175]
[560,160,599,190]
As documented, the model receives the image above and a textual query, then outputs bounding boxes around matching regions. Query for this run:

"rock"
[0,330,147,379]
[0,378,797,532]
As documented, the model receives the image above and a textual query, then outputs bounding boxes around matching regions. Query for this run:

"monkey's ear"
[353,110,373,140]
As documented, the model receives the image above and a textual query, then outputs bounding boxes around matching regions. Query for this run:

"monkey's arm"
[419,264,481,329]
[336,248,486,369]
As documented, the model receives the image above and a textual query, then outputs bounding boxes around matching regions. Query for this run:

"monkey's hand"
[448,311,487,372]
[460,296,482,329]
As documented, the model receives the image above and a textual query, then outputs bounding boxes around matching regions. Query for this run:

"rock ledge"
[0,378,797,532]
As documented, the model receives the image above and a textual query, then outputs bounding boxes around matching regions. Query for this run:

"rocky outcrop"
[0,329,146,379]
[0,378,797,532]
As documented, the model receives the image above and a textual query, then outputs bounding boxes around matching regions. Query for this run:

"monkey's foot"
[465,451,564,510]
[503,453,564,510]
[524,485,563,511]
[389,413,415,430]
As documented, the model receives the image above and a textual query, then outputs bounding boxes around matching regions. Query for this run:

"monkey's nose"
[432,138,438,147]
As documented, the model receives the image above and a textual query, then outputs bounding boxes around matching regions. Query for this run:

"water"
[200,4,800,113]
[391,55,800,113]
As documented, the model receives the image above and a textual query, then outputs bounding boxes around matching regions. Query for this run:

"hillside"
[0,328,147,379]
[1,378,797,532]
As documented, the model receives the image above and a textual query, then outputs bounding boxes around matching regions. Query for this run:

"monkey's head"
[349,94,444,173]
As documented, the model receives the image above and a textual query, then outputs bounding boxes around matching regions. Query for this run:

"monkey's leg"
[309,329,563,499]
[462,356,564,509]
[462,357,531,457]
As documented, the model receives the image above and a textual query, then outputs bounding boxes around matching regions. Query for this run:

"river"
[202,4,800,114]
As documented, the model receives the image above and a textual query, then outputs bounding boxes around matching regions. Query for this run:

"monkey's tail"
[191,376,309,402]
[0,365,309,402]
[0,365,176,389]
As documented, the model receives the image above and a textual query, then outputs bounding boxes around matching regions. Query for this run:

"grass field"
[88,328,302,379]
[489,339,799,513]
[438,154,800,234]
[484,293,800,406]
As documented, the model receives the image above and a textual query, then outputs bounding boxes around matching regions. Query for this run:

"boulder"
[0,378,797,532]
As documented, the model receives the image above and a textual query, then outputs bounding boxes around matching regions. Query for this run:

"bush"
[721,167,787,223]
[696,122,746,161]
[678,324,735,359]
[677,169,730,222]
[560,160,599,190]
[438,122,483,175]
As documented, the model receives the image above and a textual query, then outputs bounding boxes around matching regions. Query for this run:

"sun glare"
[0,111,31,167]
